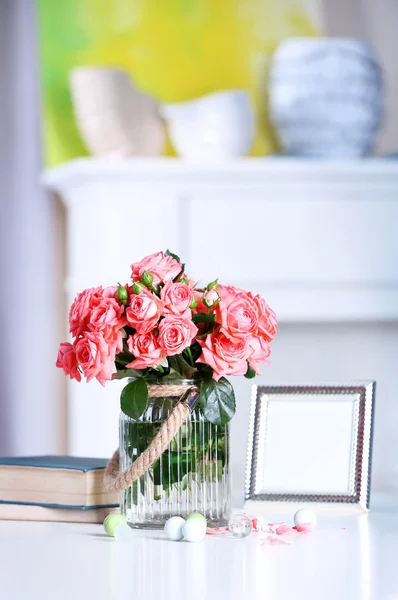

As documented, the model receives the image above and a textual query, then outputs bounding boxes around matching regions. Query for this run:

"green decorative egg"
[103,513,127,537]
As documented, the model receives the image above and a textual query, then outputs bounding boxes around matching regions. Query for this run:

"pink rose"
[69,286,104,337]
[69,285,126,338]
[87,297,126,350]
[102,285,119,299]
[196,332,252,381]
[248,292,278,342]
[126,332,163,370]
[126,289,162,334]
[218,284,245,297]
[104,328,124,355]
[161,280,194,316]
[75,332,116,386]
[158,313,198,357]
[217,289,259,340]
[247,335,271,375]
[131,251,181,284]
[56,342,81,382]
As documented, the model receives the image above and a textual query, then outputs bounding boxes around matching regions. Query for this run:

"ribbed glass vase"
[119,379,231,528]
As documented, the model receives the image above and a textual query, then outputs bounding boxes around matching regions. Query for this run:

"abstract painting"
[38,0,321,166]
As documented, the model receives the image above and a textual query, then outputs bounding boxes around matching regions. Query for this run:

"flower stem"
[185,346,194,368]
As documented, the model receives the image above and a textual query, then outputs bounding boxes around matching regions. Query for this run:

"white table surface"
[1,507,397,600]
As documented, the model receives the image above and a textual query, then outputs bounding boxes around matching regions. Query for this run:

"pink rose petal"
[206,527,230,536]
[261,536,291,546]
[243,514,265,533]
[275,524,296,536]
[293,522,314,533]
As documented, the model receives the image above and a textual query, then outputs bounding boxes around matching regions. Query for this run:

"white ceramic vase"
[160,90,255,161]
[269,38,383,157]
[70,67,165,157]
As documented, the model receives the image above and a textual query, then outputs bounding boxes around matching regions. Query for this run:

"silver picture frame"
[245,383,375,511]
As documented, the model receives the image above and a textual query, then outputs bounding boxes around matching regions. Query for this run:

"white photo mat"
[245,383,375,512]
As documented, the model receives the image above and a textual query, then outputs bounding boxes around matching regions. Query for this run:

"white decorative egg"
[164,516,186,541]
[183,518,207,542]
[294,508,317,527]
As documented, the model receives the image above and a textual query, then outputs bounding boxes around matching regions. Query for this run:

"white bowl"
[160,90,255,161]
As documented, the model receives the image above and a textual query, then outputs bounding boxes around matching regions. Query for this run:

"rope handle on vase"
[103,385,200,493]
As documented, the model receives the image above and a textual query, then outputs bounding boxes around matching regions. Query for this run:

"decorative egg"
[187,512,207,526]
[103,513,127,537]
[294,508,317,527]
[164,516,186,541]
[183,518,207,542]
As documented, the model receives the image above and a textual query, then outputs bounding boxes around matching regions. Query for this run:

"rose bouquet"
[57,250,277,426]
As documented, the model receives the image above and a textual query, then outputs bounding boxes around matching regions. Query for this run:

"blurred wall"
[0,0,65,456]
[324,0,398,153]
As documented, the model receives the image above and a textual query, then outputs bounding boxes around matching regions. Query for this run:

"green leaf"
[115,351,135,366]
[167,355,196,379]
[195,326,215,340]
[120,379,148,419]
[152,451,191,486]
[199,377,236,425]
[113,368,143,380]
[206,279,219,291]
[192,312,216,325]
[161,367,184,380]
[244,364,257,379]
[190,342,203,362]
[173,264,186,282]
[165,249,181,263]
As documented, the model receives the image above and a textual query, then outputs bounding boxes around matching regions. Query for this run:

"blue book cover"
[0,456,119,509]
[0,455,110,472]
[0,501,118,510]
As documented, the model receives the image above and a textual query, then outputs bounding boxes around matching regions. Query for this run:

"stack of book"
[0,456,119,523]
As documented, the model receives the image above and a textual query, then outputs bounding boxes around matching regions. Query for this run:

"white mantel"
[44,157,398,323]
[43,158,398,491]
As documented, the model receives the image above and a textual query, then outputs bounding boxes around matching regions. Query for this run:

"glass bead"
[228,513,253,538]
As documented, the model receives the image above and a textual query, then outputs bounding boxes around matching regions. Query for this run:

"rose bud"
[206,279,219,291]
[189,295,198,310]
[116,284,129,305]
[141,271,154,287]
[132,281,146,294]
[203,288,220,308]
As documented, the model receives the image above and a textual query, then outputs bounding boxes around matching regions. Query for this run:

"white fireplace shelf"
[43,157,398,324]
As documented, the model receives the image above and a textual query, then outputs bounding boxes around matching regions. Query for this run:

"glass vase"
[119,379,231,528]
